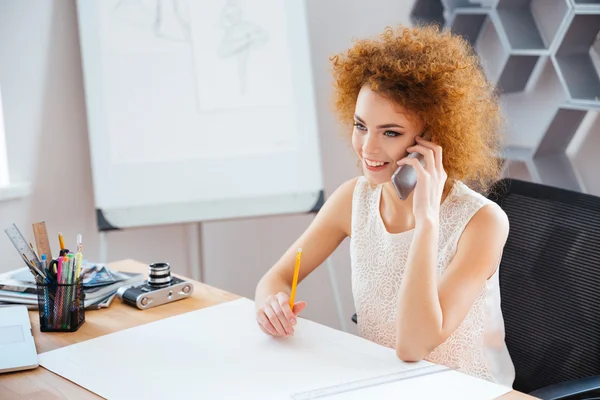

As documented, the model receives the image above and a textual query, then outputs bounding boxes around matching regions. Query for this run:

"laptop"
[0,305,38,373]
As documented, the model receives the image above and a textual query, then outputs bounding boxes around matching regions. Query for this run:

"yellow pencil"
[289,248,302,309]
[58,232,65,250]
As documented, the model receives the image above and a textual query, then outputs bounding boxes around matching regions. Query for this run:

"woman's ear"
[422,129,433,142]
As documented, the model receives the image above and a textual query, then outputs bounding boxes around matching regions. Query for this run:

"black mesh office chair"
[352,178,600,399]
[487,178,600,399]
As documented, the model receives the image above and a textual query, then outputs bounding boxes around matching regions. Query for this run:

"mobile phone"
[391,131,431,200]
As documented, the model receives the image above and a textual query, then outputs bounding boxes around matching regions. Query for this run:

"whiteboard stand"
[95,217,203,281]
[324,256,348,333]
[186,223,203,282]
[178,222,347,332]
[99,231,108,265]
[94,201,350,332]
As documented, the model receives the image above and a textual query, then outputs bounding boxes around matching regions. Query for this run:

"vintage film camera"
[117,262,193,310]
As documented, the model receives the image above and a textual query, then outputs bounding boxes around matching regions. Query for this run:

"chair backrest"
[487,178,600,393]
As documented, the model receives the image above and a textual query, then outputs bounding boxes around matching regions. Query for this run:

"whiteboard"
[75,0,323,230]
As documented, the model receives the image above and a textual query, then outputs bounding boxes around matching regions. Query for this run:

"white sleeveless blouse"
[350,176,515,387]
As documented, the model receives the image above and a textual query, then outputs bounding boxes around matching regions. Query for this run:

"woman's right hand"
[256,292,307,338]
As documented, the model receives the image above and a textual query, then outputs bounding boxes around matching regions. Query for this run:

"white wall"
[0,0,413,331]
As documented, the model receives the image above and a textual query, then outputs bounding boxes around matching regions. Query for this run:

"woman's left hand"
[397,136,448,224]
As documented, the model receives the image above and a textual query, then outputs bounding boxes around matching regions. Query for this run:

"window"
[0,83,30,201]
[0,84,9,188]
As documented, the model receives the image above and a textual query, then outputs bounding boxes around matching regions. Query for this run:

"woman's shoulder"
[449,181,496,208]
[329,175,371,197]
[320,176,361,211]
[321,176,375,213]
[336,175,363,195]
[315,176,363,237]
[446,181,508,230]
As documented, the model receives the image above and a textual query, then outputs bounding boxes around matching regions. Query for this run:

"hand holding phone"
[391,131,431,200]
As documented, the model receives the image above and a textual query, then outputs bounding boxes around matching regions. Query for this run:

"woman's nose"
[362,132,380,155]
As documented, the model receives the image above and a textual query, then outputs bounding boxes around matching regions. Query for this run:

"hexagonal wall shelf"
[531,106,589,191]
[447,8,488,46]
[501,159,534,182]
[502,57,568,149]
[410,0,493,27]
[570,0,600,8]
[568,110,600,195]
[554,12,600,104]
[496,0,570,51]
[410,0,445,26]
[442,0,486,11]
[474,14,540,93]
[410,0,600,194]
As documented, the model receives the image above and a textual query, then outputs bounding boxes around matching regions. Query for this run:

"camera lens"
[148,262,172,287]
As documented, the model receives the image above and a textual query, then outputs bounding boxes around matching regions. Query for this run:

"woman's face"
[352,86,425,185]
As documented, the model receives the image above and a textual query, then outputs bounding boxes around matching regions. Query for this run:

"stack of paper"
[0,265,143,310]
[39,298,512,399]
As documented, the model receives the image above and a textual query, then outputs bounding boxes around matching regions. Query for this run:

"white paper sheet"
[39,299,511,399]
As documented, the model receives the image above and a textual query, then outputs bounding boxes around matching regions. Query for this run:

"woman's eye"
[384,130,401,137]
[353,123,367,131]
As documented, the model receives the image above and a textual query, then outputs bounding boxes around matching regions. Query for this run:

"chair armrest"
[528,375,600,399]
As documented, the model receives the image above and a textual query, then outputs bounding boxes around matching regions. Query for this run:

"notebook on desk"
[0,305,38,373]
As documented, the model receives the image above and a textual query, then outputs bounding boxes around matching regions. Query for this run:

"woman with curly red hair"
[254,24,515,387]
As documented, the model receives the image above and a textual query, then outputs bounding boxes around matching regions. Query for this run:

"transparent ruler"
[5,223,41,267]
[292,364,449,399]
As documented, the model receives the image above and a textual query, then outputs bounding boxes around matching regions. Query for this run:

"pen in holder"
[36,278,85,332]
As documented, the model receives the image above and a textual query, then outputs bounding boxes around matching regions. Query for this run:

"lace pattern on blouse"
[350,177,501,383]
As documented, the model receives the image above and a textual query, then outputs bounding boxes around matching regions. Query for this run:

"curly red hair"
[330,24,504,192]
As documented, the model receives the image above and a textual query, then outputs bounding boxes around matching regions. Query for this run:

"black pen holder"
[36,279,85,332]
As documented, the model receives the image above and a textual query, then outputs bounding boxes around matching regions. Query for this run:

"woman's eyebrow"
[353,114,366,124]
[354,114,404,129]
[377,123,404,129]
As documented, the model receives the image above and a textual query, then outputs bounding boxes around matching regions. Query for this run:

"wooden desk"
[0,259,534,399]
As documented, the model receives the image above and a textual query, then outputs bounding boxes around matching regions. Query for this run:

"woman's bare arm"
[254,177,357,336]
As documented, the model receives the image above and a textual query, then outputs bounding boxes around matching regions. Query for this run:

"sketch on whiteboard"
[216,0,269,94]
[188,0,294,113]
[113,0,191,42]
[98,0,297,164]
